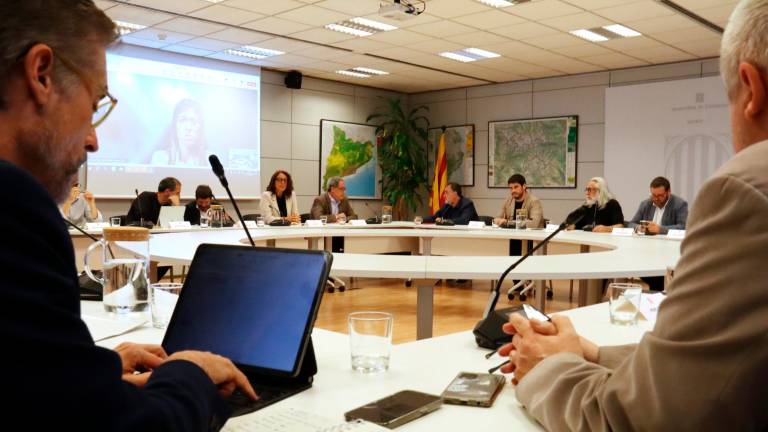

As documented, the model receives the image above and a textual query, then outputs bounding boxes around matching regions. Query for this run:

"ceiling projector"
[379,0,422,21]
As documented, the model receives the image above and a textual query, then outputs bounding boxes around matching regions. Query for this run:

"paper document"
[82,314,148,342]
[638,292,666,322]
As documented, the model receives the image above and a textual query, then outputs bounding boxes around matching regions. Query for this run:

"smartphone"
[344,390,442,429]
[520,303,550,322]
[442,372,505,407]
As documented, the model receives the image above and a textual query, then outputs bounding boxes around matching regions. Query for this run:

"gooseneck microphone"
[208,154,255,247]
[64,218,99,242]
[473,211,585,349]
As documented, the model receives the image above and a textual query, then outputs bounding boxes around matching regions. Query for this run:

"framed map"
[427,124,475,186]
[319,120,381,199]
[488,115,578,188]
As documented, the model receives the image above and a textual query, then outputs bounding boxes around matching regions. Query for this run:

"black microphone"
[64,218,99,242]
[64,218,113,300]
[208,154,254,247]
[363,202,381,224]
[473,212,585,349]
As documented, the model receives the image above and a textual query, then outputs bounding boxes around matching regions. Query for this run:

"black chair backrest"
[300,213,311,223]
[242,213,260,221]
[479,215,494,226]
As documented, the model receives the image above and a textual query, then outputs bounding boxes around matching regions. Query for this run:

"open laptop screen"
[162,244,331,376]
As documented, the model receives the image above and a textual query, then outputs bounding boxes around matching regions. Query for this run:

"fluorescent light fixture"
[325,23,373,37]
[476,0,514,7]
[336,70,371,78]
[569,29,609,42]
[348,17,398,32]
[439,51,476,62]
[325,17,397,37]
[351,67,389,76]
[201,0,225,3]
[603,24,641,37]
[463,47,500,59]
[114,20,146,36]
[225,45,284,60]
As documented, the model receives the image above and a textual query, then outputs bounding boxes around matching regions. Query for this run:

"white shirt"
[652,201,667,225]
[330,195,340,216]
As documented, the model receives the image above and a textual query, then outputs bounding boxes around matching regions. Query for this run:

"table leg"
[150,261,158,283]
[307,237,319,250]
[415,279,435,340]
[421,237,432,256]
[266,239,276,248]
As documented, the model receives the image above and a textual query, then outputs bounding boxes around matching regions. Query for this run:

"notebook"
[157,205,186,228]
[162,244,333,416]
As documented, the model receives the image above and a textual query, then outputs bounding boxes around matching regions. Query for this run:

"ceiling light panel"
[325,17,398,37]
[114,20,147,35]
[569,29,609,42]
[335,67,389,78]
[439,47,501,62]
[602,24,642,37]
[224,45,284,59]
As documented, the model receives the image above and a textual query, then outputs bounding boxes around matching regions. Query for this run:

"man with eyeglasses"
[628,176,688,235]
[0,1,255,430]
[61,181,103,227]
[311,176,357,223]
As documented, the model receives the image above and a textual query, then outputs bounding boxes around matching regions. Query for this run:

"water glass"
[608,283,643,325]
[515,213,526,230]
[381,214,392,224]
[320,215,328,225]
[413,216,423,225]
[256,216,265,227]
[633,223,647,235]
[200,215,209,228]
[149,283,182,329]
[349,311,393,373]
[337,214,347,224]
[110,216,121,227]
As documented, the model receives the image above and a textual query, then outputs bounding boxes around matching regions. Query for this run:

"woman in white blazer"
[260,170,301,224]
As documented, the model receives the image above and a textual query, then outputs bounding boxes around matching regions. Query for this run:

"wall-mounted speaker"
[285,70,302,89]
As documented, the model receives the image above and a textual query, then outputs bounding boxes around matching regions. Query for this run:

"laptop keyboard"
[227,386,292,417]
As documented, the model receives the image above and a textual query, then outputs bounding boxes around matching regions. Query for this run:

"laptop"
[157,205,187,228]
[162,244,333,416]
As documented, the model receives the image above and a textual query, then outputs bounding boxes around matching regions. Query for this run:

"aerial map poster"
[488,115,578,188]
[319,120,381,199]
[427,124,475,186]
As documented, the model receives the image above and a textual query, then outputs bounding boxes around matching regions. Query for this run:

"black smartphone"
[344,390,442,429]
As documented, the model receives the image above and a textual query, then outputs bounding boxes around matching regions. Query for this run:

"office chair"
[242,213,260,221]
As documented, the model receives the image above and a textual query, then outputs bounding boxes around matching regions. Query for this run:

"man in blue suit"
[0,1,254,430]
[628,176,688,235]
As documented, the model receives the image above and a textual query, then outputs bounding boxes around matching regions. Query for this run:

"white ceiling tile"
[95,0,118,10]
[522,33,586,49]
[178,37,239,51]
[550,42,614,57]
[331,38,394,54]
[489,22,560,39]
[525,68,564,78]
[560,0,637,8]
[367,46,428,62]
[294,46,354,60]
[539,12,613,32]
[406,38,465,54]
[128,28,196,44]
[625,45,697,63]
[452,9,527,29]
[672,0,738,10]
[480,40,552,60]
[162,44,214,56]
[332,53,379,66]
[425,0,491,18]
[361,12,441,29]
[275,5,351,26]
[623,14,699,34]
[444,31,509,46]
[105,4,175,26]
[117,36,169,49]
[290,28,357,44]
[537,57,601,73]
[694,4,738,26]
[256,38,316,52]
[367,29,433,46]
[128,0,211,14]
[673,37,722,58]
[223,0,306,15]
[593,1,675,22]
[409,20,478,38]
[206,51,255,64]
[580,52,648,68]
[304,60,351,72]
[154,17,227,36]
[206,28,273,44]
[188,5,265,25]
[507,0,583,21]
[267,53,322,66]
[652,26,722,44]
[242,16,313,35]
[482,57,559,75]
[315,0,382,16]
[599,35,662,51]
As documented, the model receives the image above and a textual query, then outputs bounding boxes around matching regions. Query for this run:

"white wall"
[96,69,404,220]
[410,58,722,224]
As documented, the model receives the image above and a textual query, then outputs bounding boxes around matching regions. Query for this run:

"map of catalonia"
[322,125,374,189]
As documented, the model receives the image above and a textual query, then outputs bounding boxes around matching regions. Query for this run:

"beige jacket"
[515,139,768,431]
[497,193,544,228]
[259,191,299,223]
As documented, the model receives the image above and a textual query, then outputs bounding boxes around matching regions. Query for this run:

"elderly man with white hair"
[497,1,768,430]
[567,176,625,233]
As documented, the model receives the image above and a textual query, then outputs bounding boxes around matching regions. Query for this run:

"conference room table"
[83,300,654,431]
[73,222,681,339]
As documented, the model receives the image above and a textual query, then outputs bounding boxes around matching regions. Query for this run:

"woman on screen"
[151,98,207,167]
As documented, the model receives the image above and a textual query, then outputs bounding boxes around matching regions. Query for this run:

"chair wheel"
[507,292,515,301]
[519,294,527,301]
[327,286,335,293]
[405,280,412,287]
[338,285,346,292]
[546,290,554,300]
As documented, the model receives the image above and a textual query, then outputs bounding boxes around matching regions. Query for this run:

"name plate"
[306,220,323,227]
[611,227,633,236]
[350,219,367,226]
[169,221,191,229]
[241,220,257,229]
[544,223,559,232]
[85,222,111,230]
[467,221,485,229]
[667,229,685,239]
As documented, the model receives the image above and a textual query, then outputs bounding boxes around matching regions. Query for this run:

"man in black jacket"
[0,1,255,430]
[424,182,479,225]
[126,177,181,225]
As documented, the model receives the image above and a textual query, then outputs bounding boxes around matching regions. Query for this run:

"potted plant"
[367,97,430,220]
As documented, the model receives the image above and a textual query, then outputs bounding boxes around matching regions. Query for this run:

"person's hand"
[494,218,506,226]
[288,214,301,224]
[68,186,80,203]
[114,342,168,387]
[84,191,95,203]
[168,350,258,400]
[336,212,346,219]
[435,217,443,223]
[592,224,612,233]
[646,222,661,234]
[498,315,584,383]
[169,194,181,206]
[565,224,575,231]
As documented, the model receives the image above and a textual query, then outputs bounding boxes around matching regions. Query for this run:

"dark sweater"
[425,197,480,225]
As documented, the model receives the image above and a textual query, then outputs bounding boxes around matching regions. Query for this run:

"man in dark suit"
[628,176,688,234]
[0,2,255,430]
[311,176,357,223]
[424,182,479,225]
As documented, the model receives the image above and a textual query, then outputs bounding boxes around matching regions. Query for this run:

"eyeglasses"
[275,177,288,183]
[54,49,118,128]
[585,187,598,193]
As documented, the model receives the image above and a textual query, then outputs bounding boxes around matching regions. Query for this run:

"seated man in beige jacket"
[494,173,544,228]
[498,2,768,430]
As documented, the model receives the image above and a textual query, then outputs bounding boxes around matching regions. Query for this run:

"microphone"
[363,202,381,224]
[472,212,585,349]
[208,154,254,247]
[64,218,99,242]
[64,218,113,300]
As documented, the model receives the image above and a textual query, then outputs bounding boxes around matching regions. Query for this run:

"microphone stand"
[64,218,115,259]
[220,182,255,247]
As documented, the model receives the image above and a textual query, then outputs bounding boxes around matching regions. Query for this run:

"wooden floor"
[314,278,579,344]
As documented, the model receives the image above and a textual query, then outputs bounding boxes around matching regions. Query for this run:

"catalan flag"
[430,131,448,214]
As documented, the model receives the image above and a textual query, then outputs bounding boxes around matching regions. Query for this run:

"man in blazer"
[628,176,688,234]
[0,2,255,429]
[494,174,545,229]
[498,2,768,429]
[311,176,357,223]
